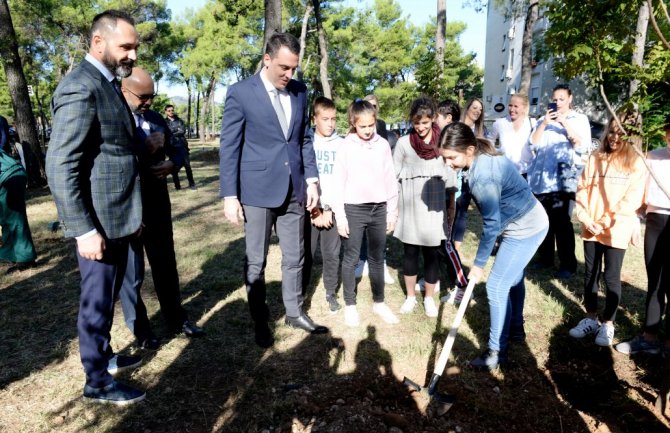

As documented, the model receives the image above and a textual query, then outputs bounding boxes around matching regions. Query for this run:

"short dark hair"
[553,83,572,95]
[265,32,300,58]
[91,10,135,39]
[165,104,174,111]
[313,96,336,116]
[437,99,461,121]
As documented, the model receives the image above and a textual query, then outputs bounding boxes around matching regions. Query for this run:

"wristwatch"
[322,204,331,212]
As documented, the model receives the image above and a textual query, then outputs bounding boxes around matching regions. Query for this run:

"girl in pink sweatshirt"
[332,99,399,327]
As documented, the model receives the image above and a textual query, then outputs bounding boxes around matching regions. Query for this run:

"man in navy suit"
[46,10,145,405]
[219,32,327,348]
[119,67,204,348]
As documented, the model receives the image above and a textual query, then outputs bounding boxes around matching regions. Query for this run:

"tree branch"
[647,0,670,52]
[660,0,670,25]
[596,54,670,200]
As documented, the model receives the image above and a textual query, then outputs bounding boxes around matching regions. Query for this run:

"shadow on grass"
[528,269,670,432]
[0,236,80,389]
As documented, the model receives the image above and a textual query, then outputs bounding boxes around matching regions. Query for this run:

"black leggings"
[403,243,440,284]
[644,213,670,335]
[583,241,626,322]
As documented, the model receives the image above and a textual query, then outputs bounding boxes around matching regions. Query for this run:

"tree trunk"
[312,0,331,98]
[0,0,45,185]
[264,0,282,50]
[195,90,201,140]
[185,75,192,139]
[519,0,539,96]
[210,86,216,141]
[198,75,216,144]
[198,92,209,144]
[298,2,314,81]
[436,0,446,80]
[630,1,649,97]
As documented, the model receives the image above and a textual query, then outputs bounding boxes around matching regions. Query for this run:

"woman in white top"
[526,83,591,279]
[490,94,535,176]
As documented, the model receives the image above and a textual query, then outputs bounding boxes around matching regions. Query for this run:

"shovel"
[403,277,478,409]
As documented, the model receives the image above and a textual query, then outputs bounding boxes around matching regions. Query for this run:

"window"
[530,86,540,105]
[500,65,506,81]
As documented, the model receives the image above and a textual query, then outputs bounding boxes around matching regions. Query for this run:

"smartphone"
[547,102,558,112]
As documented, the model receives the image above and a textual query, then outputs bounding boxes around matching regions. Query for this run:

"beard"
[101,49,134,78]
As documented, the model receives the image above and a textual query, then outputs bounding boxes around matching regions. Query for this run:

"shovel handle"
[432,277,478,377]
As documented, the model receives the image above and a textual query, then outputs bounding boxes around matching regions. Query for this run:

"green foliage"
[1,0,488,133]
[413,21,484,102]
[542,0,670,148]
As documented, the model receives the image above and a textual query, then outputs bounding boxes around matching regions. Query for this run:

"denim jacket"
[468,154,538,268]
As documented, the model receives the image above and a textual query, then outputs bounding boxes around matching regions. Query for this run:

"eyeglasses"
[123,87,156,101]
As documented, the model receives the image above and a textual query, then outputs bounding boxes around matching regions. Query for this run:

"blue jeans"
[486,227,548,353]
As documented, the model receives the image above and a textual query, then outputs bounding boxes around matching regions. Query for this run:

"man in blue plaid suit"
[46,10,145,405]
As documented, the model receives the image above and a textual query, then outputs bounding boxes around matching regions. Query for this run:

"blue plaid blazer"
[46,60,142,239]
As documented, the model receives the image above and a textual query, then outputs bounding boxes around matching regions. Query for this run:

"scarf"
[409,123,441,160]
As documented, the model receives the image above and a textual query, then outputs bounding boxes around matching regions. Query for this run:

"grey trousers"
[243,191,305,320]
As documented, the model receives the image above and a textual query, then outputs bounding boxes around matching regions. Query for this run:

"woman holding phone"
[526,84,591,279]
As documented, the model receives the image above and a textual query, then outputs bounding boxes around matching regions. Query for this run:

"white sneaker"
[399,297,417,314]
[372,302,399,324]
[416,279,440,294]
[344,305,359,327]
[440,287,465,305]
[354,260,367,279]
[595,323,615,347]
[424,297,438,317]
[383,261,394,284]
[569,318,600,339]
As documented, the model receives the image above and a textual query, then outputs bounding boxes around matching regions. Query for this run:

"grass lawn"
[0,145,668,433]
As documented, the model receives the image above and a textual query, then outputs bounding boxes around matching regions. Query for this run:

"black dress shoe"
[182,321,205,337]
[137,336,161,350]
[254,322,274,348]
[285,313,329,334]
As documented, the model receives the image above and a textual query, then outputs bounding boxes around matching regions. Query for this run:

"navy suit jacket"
[219,73,317,207]
[135,109,184,180]
[46,60,142,239]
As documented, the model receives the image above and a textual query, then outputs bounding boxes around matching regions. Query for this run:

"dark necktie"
[112,78,123,98]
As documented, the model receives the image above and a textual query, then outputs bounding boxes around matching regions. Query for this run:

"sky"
[163,0,487,99]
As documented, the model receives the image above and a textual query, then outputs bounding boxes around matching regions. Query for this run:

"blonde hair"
[509,94,530,116]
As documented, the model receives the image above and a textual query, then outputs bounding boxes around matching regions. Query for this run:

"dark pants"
[341,203,387,306]
[403,243,440,284]
[304,213,341,296]
[452,180,471,243]
[119,182,188,337]
[243,186,305,322]
[77,236,130,387]
[172,149,195,189]
[536,192,577,272]
[644,213,670,335]
[583,241,626,321]
[119,238,151,339]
